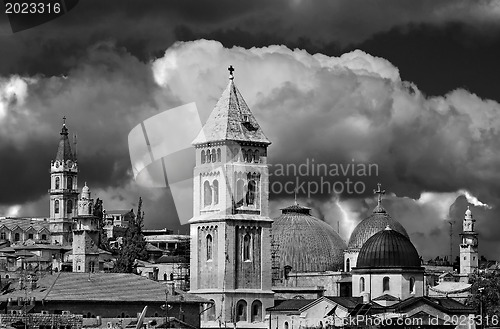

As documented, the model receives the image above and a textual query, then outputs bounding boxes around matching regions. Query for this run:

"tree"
[467,271,500,318]
[93,198,109,251]
[113,197,148,273]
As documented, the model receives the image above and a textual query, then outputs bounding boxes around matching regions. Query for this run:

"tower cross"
[228,65,234,80]
[63,116,66,125]
[373,183,385,206]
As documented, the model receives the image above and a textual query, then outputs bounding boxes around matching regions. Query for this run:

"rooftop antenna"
[448,221,453,266]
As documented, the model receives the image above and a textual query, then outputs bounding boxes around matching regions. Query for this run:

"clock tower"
[459,206,478,276]
[49,118,79,245]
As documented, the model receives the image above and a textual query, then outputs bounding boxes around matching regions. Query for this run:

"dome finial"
[373,183,385,207]
[60,116,69,136]
[465,205,472,217]
[228,65,235,80]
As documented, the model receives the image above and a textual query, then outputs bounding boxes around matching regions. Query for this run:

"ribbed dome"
[272,204,347,272]
[356,227,421,269]
[348,205,408,249]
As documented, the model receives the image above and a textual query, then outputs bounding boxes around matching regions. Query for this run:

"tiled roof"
[372,294,400,301]
[429,282,471,294]
[155,255,188,264]
[324,296,364,309]
[0,218,50,232]
[192,79,270,145]
[145,243,163,252]
[106,210,133,215]
[1,273,209,304]
[266,299,315,312]
[393,296,475,313]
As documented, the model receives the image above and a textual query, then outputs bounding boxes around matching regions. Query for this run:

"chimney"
[7,298,12,307]
[30,297,36,305]
[362,293,370,304]
[17,297,22,306]
[167,282,175,296]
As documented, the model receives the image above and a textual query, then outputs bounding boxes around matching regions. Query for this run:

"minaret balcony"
[48,188,80,194]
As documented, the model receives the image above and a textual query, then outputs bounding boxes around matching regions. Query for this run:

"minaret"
[189,67,274,327]
[49,117,79,245]
[459,206,479,277]
[72,183,100,273]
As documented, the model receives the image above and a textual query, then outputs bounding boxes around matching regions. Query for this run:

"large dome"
[272,204,347,272]
[356,227,421,269]
[348,204,408,249]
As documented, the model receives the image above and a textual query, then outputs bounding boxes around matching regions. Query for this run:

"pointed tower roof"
[192,66,271,145]
[55,117,76,161]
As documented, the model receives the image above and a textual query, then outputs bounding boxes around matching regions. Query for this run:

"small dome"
[348,205,408,249]
[272,203,347,272]
[356,227,421,269]
[465,206,472,217]
[82,182,90,193]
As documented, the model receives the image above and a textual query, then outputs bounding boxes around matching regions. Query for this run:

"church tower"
[49,118,79,245]
[189,67,274,327]
[459,206,478,276]
[72,183,100,273]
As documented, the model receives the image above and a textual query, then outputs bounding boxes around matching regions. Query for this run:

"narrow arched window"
[67,200,73,214]
[67,177,73,190]
[360,277,365,292]
[211,148,216,162]
[213,180,219,205]
[204,181,212,207]
[251,300,262,322]
[206,234,213,261]
[383,277,390,292]
[346,258,350,272]
[206,150,211,163]
[243,234,251,261]
[55,177,60,189]
[236,179,244,206]
[236,300,247,322]
[14,233,20,242]
[284,322,289,329]
[207,300,216,321]
[246,180,256,205]
[217,148,221,162]
[253,150,259,163]
[55,200,60,214]
[410,277,415,294]
[170,272,174,281]
[201,150,206,164]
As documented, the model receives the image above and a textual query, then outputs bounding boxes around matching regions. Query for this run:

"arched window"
[243,234,251,261]
[204,181,212,207]
[360,277,365,292]
[67,200,73,214]
[163,273,167,281]
[55,177,60,189]
[67,177,73,190]
[206,150,211,163]
[236,179,244,206]
[246,180,256,205]
[251,300,262,322]
[211,149,216,162]
[55,200,60,214]
[207,300,216,321]
[41,234,47,240]
[206,234,213,261]
[213,180,219,205]
[284,322,289,329]
[410,277,415,294]
[236,300,247,322]
[253,150,259,163]
[170,273,174,281]
[346,258,350,272]
[14,233,20,241]
[383,277,390,292]
[201,150,206,164]
[217,148,221,162]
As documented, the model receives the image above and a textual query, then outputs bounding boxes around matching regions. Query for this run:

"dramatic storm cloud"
[1,30,500,259]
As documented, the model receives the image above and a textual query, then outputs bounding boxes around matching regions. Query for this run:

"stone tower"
[72,183,100,273]
[49,118,79,245]
[459,206,479,276]
[189,67,274,327]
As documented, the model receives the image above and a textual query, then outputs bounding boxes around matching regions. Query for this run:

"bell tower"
[49,117,79,245]
[189,67,274,327]
[459,205,479,276]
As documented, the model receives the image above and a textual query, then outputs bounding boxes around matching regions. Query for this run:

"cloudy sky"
[1,0,500,260]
